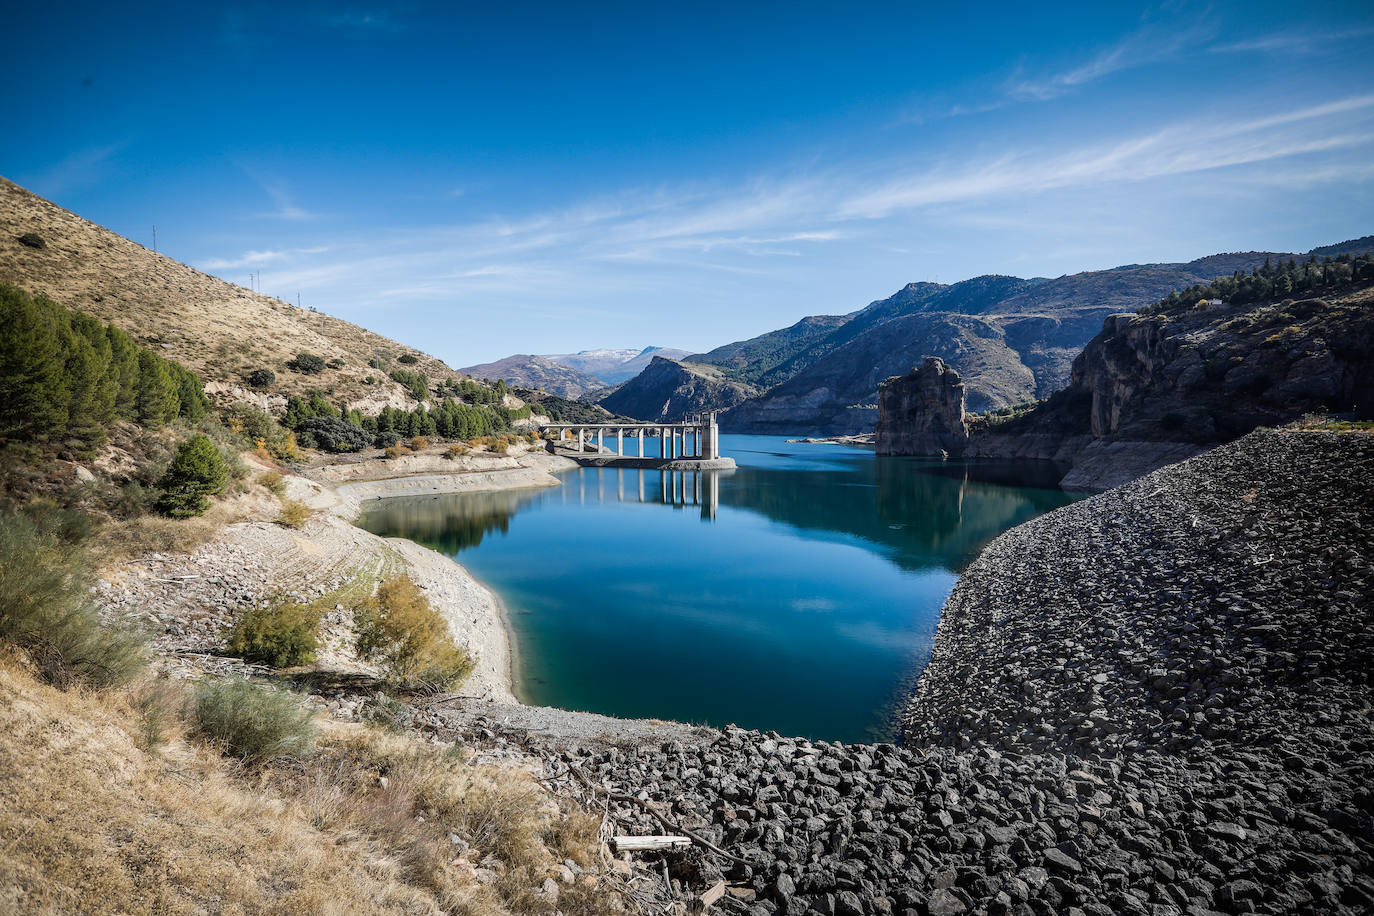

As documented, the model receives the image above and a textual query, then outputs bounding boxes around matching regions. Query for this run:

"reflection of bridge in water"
[540,412,735,469]
[581,466,722,520]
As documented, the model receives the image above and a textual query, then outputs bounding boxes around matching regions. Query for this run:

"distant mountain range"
[599,236,1374,434]
[461,345,691,396]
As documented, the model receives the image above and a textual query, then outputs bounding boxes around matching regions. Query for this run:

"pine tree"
[135,351,179,425]
[156,434,228,517]
[0,286,68,441]
[106,325,141,419]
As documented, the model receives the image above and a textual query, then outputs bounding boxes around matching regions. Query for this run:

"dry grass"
[0,654,620,915]
[87,496,251,565]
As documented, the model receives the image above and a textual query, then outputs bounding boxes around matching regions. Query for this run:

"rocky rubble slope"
[440,429,1372,916]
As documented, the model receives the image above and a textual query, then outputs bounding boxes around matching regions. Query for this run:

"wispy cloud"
[1209,26,1374,55]
[1005,20,1214,102]
[201,92,1374,346]
[200,246,326,271]
[841,94,1374,219]
[239,169,318,221]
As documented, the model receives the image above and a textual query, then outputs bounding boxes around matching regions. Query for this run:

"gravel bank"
[97,451,578,703]
[430,429,1372,916]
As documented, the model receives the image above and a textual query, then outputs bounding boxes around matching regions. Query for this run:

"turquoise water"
[358,435,1080,742]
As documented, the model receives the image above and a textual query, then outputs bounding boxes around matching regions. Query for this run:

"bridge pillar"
[577,428,585,452]
[638,430,644,458]
[597,429,604,453]
[616,428,623,456]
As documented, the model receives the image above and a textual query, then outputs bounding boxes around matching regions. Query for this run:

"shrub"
[359,691,414,732]
[155,433,228,518]
[354,575,475,693]
[277,498,311,528]
[383,445,410,460]
[286,352,326,374]
[0,510,147,688]
[442,443,468,460]
[129,677,190,752]
[193,678,315,760]
[17,232,46,249]
[409,436,429,451]
[258,471,286,495]
[325,357,345,369]
[397,353,419,365]
[296,416,372,453]
[244,368,275,389]
[227,601,322,667]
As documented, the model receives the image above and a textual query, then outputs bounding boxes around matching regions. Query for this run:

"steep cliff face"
[596,357,757,422]
[877,281,1374,489]
[875,358,969,456]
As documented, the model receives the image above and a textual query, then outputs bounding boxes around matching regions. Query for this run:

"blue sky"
[6,1,1374,367]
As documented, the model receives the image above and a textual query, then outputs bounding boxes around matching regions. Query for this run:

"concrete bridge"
[541,411,732,467]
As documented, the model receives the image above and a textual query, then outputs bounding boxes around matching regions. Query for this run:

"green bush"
[286,352,326,374]
[156,433,228,517]
[17,232,46,249]
[192,678,316,760]
[0,510,147,688]
[227,601,322,667]
[354,575,475,694]
[245,368,275,389]
[295,416,372,452]
[397,353,419,365]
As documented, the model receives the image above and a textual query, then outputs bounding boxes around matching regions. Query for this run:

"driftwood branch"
[567,766,754,867]
[614,835,692,852]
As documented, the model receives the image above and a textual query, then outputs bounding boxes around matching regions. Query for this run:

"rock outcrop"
[876,357,969,456]
[878,281,1374,489]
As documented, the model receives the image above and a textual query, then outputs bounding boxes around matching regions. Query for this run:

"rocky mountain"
[545,346,691,384]
[878,256,1374,489]
[689,313,852,387]
[0,177,501,414]
[694,241,1374,435]
[596,357,758,422]
[459,353,606,398]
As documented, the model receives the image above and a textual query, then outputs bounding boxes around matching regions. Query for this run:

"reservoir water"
[358,435,1081,742]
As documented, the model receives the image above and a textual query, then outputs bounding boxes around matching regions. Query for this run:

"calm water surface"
[358,435,1080,742]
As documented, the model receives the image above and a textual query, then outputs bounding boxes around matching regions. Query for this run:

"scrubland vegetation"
[0,502,619,915]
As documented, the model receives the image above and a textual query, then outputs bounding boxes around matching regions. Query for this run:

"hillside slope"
[0,177,497,414]
[460,353,606,398]
[714,241,1374,434]
[596,357,757,422]
[689,313,852,386]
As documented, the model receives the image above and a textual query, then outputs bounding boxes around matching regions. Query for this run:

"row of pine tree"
[0,283,207,455]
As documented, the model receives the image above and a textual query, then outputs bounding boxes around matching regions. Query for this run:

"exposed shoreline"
[451,428,1373,915]
[318,449,578,702]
